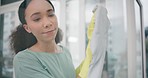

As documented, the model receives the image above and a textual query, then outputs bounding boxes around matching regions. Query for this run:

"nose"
[43,17,52,28]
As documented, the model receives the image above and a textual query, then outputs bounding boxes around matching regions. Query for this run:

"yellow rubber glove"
[76,13,95,78]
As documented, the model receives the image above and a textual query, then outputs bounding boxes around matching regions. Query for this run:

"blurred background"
[0,0,148,78]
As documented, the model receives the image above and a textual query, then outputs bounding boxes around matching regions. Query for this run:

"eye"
[48,12,55,17]
[33,18,41,22]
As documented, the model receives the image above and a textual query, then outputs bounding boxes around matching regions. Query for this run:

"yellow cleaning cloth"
[76,13,95,78]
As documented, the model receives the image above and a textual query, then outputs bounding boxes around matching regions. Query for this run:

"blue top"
[13,46,76,78]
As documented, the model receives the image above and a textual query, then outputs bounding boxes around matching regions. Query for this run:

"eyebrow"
[30,9,54,17]
[47,9,54,13]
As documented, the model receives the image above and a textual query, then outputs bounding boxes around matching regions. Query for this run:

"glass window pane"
[86,0,128,78]
[85,0,144,78]
[106,0,128,78]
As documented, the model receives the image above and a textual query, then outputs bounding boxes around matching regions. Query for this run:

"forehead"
[25,0,53,15]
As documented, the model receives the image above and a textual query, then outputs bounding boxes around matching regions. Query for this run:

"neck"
[30,41,60,53]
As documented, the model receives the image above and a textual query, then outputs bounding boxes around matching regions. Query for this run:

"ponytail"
[55,28,63,44]
[9,24,37,54]
[9,25,63,54]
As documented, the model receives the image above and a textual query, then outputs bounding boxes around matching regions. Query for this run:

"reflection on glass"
[134,1,143,78]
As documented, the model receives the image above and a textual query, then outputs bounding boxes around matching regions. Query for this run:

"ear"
[23,24,32,33]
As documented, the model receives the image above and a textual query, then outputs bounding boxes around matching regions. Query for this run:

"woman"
[10,0,76,78]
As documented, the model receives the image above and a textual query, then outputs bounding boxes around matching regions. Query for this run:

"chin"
[44,37,56,43]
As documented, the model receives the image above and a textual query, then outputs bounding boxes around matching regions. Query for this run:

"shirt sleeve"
[13,52,53,78]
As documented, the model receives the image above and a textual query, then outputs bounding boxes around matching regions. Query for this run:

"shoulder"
[13,49,44,72]
[13,49,40,67]
[14,49,36,61]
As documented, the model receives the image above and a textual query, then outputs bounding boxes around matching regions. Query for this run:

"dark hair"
[9,0,63,54]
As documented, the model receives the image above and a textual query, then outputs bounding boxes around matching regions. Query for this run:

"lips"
[42,28,56,34]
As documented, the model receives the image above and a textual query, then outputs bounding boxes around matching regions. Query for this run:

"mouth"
[42,28,56,34]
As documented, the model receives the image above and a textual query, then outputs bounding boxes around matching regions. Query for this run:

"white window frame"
[136,0,146,78]
[124,0,146,78]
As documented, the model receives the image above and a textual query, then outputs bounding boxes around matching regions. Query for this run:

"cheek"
[27,20,41,28]
[55,21,58,27]
[27,23,41,33]
[53,16,58,27]
[54,19,58,27]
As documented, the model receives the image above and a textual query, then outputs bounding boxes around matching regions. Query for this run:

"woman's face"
[24,0,58,43]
